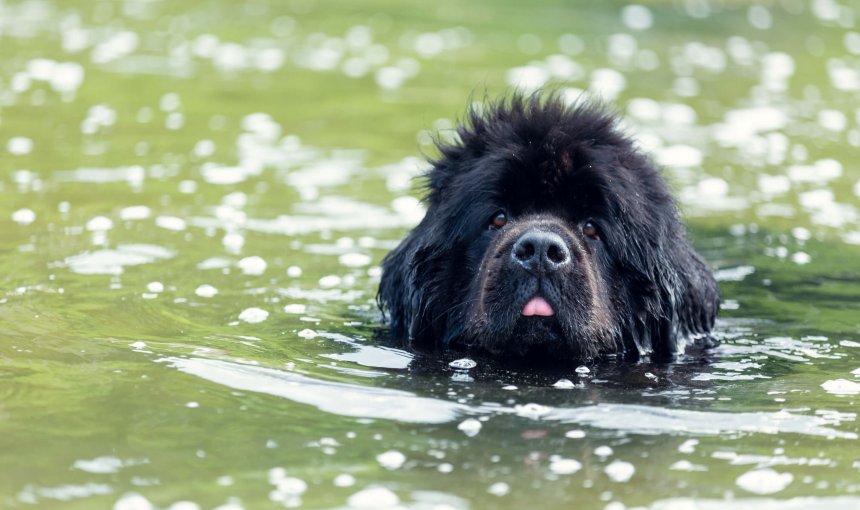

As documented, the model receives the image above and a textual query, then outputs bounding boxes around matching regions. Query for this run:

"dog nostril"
[514,241,536,261]
[547,243,567,264]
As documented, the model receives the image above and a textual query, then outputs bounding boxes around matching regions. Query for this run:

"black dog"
[378,93,718,362]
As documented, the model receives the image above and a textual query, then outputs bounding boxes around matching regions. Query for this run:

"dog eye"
[489,211,508,229]
[583,221,600,240]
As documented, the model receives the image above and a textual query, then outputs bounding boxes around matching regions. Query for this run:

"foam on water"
[62,244,175,275]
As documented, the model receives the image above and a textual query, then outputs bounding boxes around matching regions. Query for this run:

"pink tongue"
[522,296,554,317]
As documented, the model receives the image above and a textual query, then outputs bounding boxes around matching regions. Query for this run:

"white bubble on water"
[812,0,841,21]
[414,32,445,58]
[514,403,551,419]
[553,378,576,389]
[146,282,164,293]
[697,177,729,197]
[506,65,549,92]
[114,492,154,510]
[391,196,426,225]
[74,456,125,474]
[621,5,653,30]
[11,72,31,93]
[255,47,285,72]
[120,206,151,220]
[193,139,216,158]
[605,460,635,482]
[334,474,355,487]
[656,145,703,168]
[238,307,268,323]
[297,329,317,339]
[589,68,626,101]
[283,304,307,314]
[549,456,582,475]
[275,477,307,495]
[449,358,477,370]
[195,285,218,298]
[457,418,482,437]
[761,52,794,92]
[845,31,860,54]
[165,112,185,130]
[608,33,637,64]
[347,487,399,508]
[160,92,181,112]
[375,66,407,90]
[757,174,791,196]
[565,429,586,439]
[12,208,36,225]
[268,467,287,484]
[376,450,406,470]
[178,180,198,194]
[678,439,699,454]
[487,482,510,497]
[238,256,267,275]
[342,57,370,78]
[747,4,772,29]
[792,227,812,241]
[821,379,860,395]
[156,216,187,231]
[319,275,342,288]
[7,136,33,155]
[27,58,57,80]
[791,252,811,265]
[92,31,139,64]
[167,502,200,510]
[213,42,249,71]
[595,445,614,457]
[670,460,708,472]
[345,25,372,48]
[545,54,584,80]
[736,468,793,494]
[287,266,303,277]
[627,98,661,122]
[223,232,245,254]
[86,216,114,231]
[339,253,371,267]
[818,109,847,132]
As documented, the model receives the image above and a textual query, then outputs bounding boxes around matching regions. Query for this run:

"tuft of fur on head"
[378,91,719,363]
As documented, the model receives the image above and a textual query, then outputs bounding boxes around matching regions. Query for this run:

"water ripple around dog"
[163,357,857,439]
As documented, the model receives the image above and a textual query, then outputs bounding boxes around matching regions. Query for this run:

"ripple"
[61,244,174,275]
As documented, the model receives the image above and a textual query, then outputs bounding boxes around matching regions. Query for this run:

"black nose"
[511,230,571,274]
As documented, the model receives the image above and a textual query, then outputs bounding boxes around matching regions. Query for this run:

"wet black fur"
[378,92,719,362]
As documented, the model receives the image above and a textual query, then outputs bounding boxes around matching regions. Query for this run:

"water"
[2,1,860,509]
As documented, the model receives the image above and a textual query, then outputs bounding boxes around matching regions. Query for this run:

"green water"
[2,0,860,509]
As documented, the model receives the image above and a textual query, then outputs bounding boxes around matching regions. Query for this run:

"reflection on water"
[2,0,860,509]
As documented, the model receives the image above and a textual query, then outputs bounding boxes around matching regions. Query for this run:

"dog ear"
[378,229,418,342]
[377,223,435,348]
[648,233,720,359]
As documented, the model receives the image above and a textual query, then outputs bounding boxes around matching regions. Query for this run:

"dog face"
[379,94,719,362]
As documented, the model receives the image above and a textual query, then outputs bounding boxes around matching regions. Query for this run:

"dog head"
[379,93,719,362]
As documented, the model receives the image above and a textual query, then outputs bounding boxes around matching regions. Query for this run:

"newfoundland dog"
[378,93,719,362]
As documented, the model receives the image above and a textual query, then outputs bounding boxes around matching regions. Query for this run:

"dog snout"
[511,230,571,274]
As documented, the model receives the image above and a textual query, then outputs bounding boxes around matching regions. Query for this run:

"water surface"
[2,1,860,509]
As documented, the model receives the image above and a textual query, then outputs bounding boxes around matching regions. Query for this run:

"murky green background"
[2,0,860,509]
